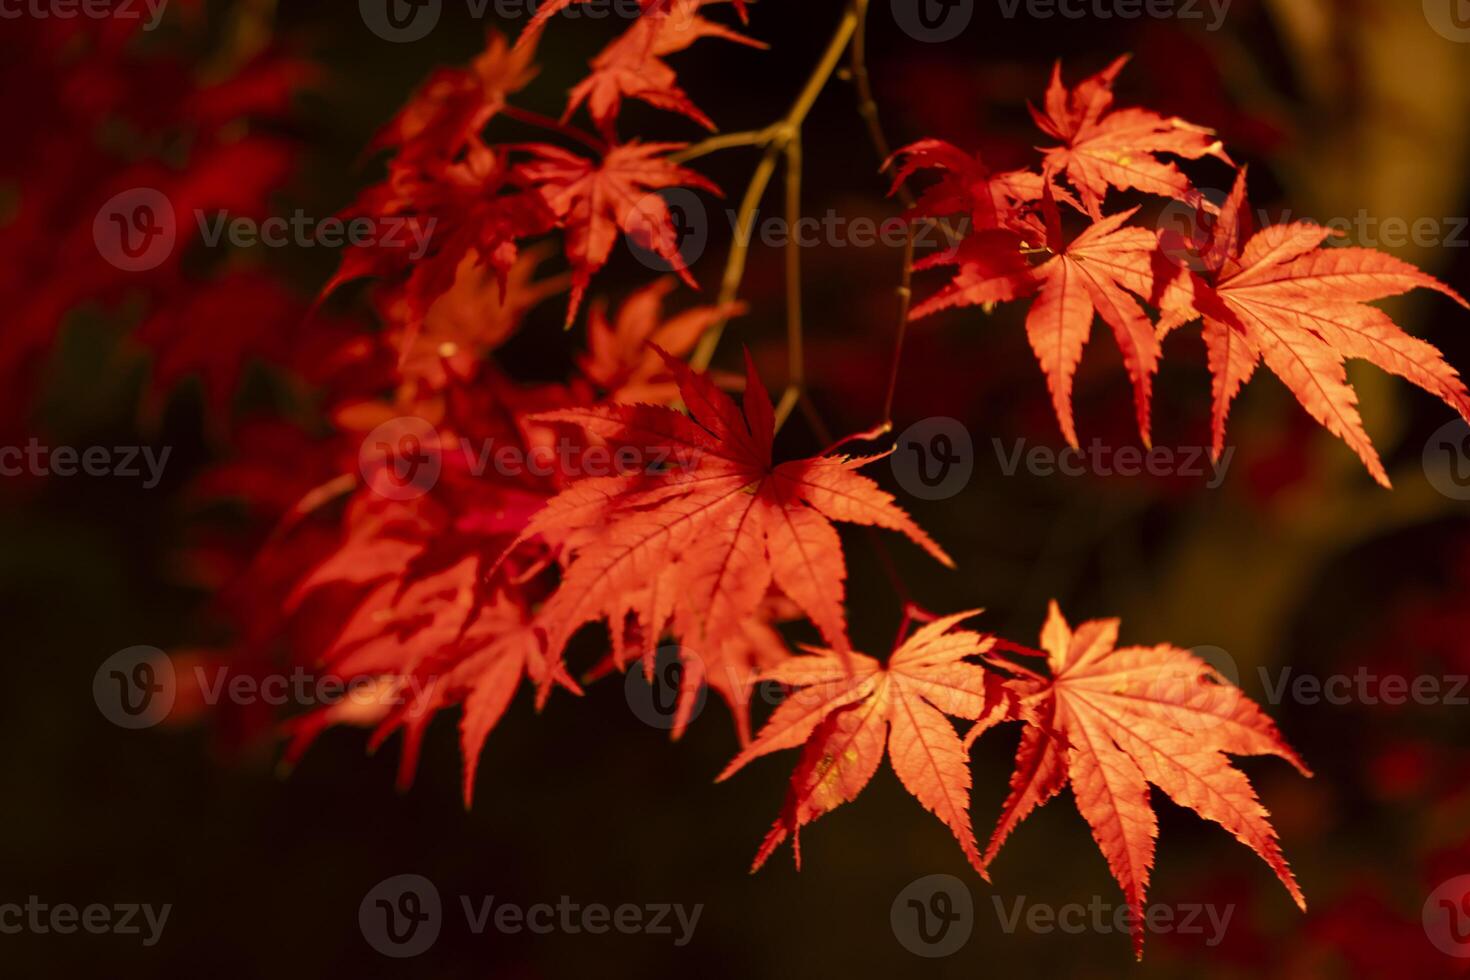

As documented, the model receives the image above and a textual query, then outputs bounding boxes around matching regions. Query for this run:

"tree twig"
[774,135,805,431]
[689,7,860,372]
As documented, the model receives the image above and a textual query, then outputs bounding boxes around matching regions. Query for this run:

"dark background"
[4,0,1470,976]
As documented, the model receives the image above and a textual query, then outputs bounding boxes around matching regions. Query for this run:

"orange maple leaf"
[517,0,748,51]
[579,277,745,403]
[371,29,538,162]
[287,547,562,804]
[978,601,1310,958]
[565,0,765,136]
[912,193,1167,447]
[888,138,1055,237]
[1160,168,1470,486]
[719,611,1008,874]
[519,142,719,326]
[1033,56,1230,216]
[514,349,951,676]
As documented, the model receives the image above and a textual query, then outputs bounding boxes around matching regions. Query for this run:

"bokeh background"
[3,0,1470,975]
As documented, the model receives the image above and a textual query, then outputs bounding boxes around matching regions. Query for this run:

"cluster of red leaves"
[892,56,1470,485]
[45,7,1470,959]
[322,4,761,331]
[719,603,1308,956]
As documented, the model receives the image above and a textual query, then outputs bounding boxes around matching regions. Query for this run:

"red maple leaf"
[518,142,720,326]
[977,601,1310,957]
[371,29,538,163]
[1033,56,1230,216]
[1159,168,1470,485]
[517,0,748,51]
[323,142,555,331]
[579,277,744,403]
[718,611,1008,874]
[888,138,1053,237]
[910,192,1167,447]
[511,349,951,677]
[287,552,556,803]
[565,0,765,137]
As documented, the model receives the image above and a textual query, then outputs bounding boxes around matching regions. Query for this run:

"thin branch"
[671,128,774,164]
[880,227,915,427]
[850,0,912,208]
[689,7,860,372]
[850,0,922,431]
[690,142,783,371]
[774,135,804,431]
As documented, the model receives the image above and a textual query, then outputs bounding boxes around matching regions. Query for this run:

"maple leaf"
[888,139,1054,237]
[978,601,1310,957]
[288,553,554,802]
[911,192,1167,446]
[517,0,748,51]
[394,245,565,393]
[323,142,555,331]
[1033,56,1229,216]
[580,277,744,403]
[513,349,951,677]
[518,142,720,326]
[1159,168,1470,486]
[718,611,1007,874]
[371,30,538,163]
[284,484,574,801]
[565,0,765,137]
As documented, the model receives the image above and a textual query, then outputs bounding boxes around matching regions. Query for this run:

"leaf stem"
[499,104,609,155]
